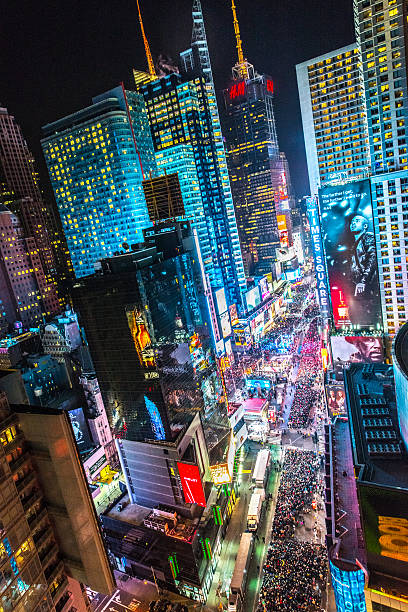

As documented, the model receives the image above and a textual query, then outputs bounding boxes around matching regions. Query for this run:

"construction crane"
[136,0,156,79]
[230,0,248,79]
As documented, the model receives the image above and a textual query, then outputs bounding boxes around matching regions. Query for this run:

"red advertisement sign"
[177,462,206,507]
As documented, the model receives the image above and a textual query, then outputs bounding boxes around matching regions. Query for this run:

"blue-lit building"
[41,87,157,278]
[138,1,246,309]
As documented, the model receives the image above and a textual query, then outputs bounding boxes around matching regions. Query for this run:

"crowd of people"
[258,449,327,611]
[288,319,321,429]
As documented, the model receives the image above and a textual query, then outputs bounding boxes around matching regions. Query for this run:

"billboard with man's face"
[319,180,381,329]
[330,335,384,379]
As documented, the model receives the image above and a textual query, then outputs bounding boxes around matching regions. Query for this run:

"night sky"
[1,0,354,196]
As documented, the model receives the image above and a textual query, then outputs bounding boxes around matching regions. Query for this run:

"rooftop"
[105,493,198,542]
[327,418,366,568]
[344,363,408,488]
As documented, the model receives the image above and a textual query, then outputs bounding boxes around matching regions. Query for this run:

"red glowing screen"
[266,79,274,93]
[177,462,206,506]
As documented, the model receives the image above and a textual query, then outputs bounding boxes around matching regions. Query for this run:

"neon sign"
[229,81,245,99]
[266,79,274,93]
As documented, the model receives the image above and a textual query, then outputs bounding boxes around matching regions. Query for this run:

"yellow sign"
[209,463,231,485]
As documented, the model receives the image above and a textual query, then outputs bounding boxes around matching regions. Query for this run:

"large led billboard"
[215,288,228,315]
[177,462,206,506]
[259,277,270,300]
[306,197,330,318]
[358,485,408,584]
[330,335,384,380]
[319,180,381,329]
[329,561,366,612]
[325,383,346,417]
[68,407,93,454]
[220,311,232,339]
[245,286,261,312]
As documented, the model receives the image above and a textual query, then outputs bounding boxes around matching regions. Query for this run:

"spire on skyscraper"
[230,0,254,80]
[190,0,214,83]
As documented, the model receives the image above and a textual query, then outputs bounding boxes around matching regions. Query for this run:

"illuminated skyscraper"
[0,388,114,611]
[0,107,61,310]
[296,44,371,195]
[138,0,246,308]
[354,0,408,335]
[222,3,295,278]
[0,205,60,333]
[41,86,157,278]
[73,219,234,601]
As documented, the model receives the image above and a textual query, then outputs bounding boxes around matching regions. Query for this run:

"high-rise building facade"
[354,0,408,335]
[41,87,157,278]
[0,205,60,333]
[221,1,296,279]
[223,70,282,277]
[0,389,115,611]
[73,219,231,494]
[296,44,371,195]
[135,0,246,309]
[0,107,58,290]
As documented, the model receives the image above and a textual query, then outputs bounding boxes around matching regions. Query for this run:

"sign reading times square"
[306,197,330,319]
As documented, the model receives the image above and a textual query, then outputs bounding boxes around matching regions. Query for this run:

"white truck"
[247,492,263,531]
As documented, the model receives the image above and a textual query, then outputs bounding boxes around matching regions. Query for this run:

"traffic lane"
[92,588,141,612]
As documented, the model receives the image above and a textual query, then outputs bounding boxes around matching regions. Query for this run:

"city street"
[90,274,335,612]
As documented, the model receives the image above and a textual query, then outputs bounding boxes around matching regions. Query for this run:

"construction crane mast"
[136,0,156,79]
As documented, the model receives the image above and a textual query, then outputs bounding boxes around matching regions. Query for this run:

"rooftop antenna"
[136,0,156,79]
[230,0,254,80]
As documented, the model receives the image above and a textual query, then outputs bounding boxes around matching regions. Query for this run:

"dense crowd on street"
[258,449,327,611]
[288,318,321,429]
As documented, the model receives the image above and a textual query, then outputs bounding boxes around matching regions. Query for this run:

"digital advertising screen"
[245,286,261,312]
[177,462,206,506]
[259,277,270,301]
[330,335,384,380]
[306,197,330,318]
[220,311,232,339]
[229,303,239,326]
[319,180,381,329]
[325,383,346,417]
[358,485,408,583]
[68,407,93,454]
[215,288,228,315]
[329,561,366,612]
[215,338,225,356]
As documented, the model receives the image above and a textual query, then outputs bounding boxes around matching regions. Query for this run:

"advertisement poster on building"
[220,311,232,338]
[229,303,239,326]
[177,462,206,506]
[325,383,346,417]
[319,180,381,329]
[330,335,384,379]
[215,288,228,315]
[68,407,93,454]
[245,286,261,311]
[259,277,270,300]
[359,485,408,580]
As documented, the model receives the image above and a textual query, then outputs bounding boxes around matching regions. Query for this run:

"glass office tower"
[296,44,371,195]
[354,0,408,334]
[223,70,285,277]
[41,87,157,278]
[138,0,246,309]
[72,220,229,447]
